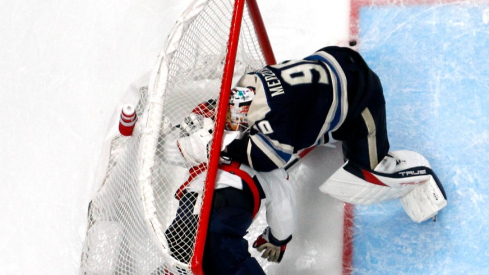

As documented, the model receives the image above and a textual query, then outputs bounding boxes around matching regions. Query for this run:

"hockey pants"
[328,47,390,170]
[203,188,265,275]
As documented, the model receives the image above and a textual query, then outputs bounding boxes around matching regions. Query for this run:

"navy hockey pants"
[324,46,390,170]
[203,188,265,275]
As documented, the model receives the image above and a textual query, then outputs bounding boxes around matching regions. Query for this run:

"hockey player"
[222,46,447,223]
[166,91,295,275]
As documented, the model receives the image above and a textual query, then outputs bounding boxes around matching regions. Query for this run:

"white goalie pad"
[177,133,209,166]
[401,173,447,223]
[318,165,413,205]
[319,150,447,222]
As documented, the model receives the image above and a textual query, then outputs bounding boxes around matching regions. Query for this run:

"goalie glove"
[252,227,291,263]
[177,117,214,166]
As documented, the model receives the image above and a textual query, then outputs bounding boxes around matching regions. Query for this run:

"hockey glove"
[221,132,250,165]
[177,117,214,166]
[252,227,291,263]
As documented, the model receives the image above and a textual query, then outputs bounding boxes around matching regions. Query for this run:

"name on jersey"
[258,67,284,97]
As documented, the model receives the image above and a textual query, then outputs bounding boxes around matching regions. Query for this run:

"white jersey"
[188,163,296,242]
[177,109,296,242]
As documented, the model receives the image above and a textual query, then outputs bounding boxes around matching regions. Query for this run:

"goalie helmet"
[226,86,255,131]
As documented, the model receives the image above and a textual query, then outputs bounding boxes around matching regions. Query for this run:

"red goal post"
[80,0,275,274]
[191,0,276,273]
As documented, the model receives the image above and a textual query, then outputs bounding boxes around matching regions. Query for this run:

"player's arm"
[223,130,294,172]
[253,168,295,262]
[221,133,250,165]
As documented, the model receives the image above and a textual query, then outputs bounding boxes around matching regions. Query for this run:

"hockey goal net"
[80,0,274,274]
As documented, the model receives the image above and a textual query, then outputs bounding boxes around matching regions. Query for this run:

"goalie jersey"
[228,46,376,171]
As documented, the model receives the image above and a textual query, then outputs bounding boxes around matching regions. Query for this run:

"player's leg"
[165,191,199,263]
[324,61,447,222]
[333,65,389,170]
[202,188,265,275]
[320,149,447,222]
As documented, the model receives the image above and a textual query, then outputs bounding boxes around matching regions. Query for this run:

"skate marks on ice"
[248,145,346,275]
[352,1,489,274]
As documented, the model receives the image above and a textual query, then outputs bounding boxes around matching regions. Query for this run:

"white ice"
[0,1,350,274]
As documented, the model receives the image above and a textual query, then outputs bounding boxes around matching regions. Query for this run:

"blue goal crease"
[353,4,489,274]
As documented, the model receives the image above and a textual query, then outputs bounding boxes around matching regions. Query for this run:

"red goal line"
[349,0,486,37]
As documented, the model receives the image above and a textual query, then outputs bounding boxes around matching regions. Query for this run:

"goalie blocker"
[319,150,447,222]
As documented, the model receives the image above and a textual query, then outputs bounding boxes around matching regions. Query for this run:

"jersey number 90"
[273,60,329,86]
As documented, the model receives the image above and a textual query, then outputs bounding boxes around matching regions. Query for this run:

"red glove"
[252,227,291,263]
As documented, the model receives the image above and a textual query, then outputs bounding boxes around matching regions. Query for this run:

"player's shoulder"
[315,45,356,55]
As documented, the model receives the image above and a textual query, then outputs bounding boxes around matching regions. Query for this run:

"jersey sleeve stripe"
[305,52,349,132]
[250,134,290,168]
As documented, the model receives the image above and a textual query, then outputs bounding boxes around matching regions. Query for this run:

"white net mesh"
[80,0,267,274]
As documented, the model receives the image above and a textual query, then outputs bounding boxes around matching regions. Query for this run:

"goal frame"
[188,0,276,273]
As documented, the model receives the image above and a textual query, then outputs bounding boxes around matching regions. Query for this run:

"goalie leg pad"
[319,161,414,205]
[320,150,448,222]
[401,170,447,223]
[165,191,199,263]
[203,207,258,275]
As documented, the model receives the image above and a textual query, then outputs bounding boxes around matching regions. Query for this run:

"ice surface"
[0,0,349,274]
[354,2,489,274]
[7,0,487,274]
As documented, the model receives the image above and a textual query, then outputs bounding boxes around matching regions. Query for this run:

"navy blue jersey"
[235,48,348,171]
[226,46,386,172]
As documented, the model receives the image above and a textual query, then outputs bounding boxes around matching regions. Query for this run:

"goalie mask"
[226,87,255,131]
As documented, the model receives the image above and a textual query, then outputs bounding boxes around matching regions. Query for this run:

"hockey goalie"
[165,44,449,274]
[81,9,448,272]
[220,45,448,223]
